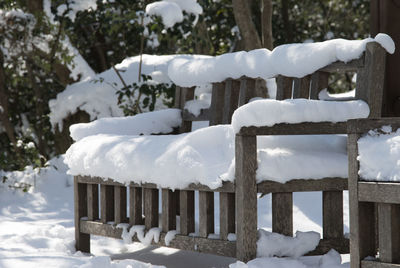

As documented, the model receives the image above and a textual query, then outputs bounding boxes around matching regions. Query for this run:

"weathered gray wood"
[378,203,400,263]
[179,87,195,133]
[254,78,269,99]
[318,58,364,73]
[272,192,293,236]
[199,191,214,237]
[209,82,226,126]
[257,178,347,194]
[74,177,90,252]
[179,190,195,235]
[222,79,241,124]
[355,43,386,118]
[235,134,257,262]
[293,76,310,99]
[114,186,127,224]
[348,118,400,135]
[361,260,400,268]
[144,188,159,229]
[276,76,292,100]
[358,183,400,204]
[310,72,329,100]
[307,238,349,255]
[174,86,182,108]
[238,122,347,136]
[77,176,235,193]
[80,220,236,257]
[323,191,343,240]
[238,77,256,106]
[162,189,176,232]
[100,185,114,223]
[129,186,143,225]
[182,108,210,121]
[87,183,99,221]
[220,192,235,240]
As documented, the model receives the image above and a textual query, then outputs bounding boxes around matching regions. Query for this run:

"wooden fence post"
[74,176,90,252]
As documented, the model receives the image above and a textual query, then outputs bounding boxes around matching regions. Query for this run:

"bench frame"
[74,42,387,262]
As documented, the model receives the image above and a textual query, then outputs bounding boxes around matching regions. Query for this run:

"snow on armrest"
[69,108,182,141]
[231,99,369,134]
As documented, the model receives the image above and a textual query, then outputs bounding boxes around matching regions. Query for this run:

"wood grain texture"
[318,58,364,73]
[87,183,99,221]
[378,203,400,263]
[100,185,114,223]
[74,177,90,253]
[114,186,127,224]
[310,72,329,100]
[361,260,400,268]
[162,189,176,232]
[323,191,343,240]
[276,76,292,100]
[199,191,214,237]
[219,192,235,240]
[238,77,256,106]
[129,186,143,225]
[144,188,159,229]
[179,87,195,133]
[209,82,226,126]
[293,76,310,99]
[358,183,400,204]
[179,190,195,235]
[272,192,293,236]
[257,178,347,194]
[347,118,400,135]
[235,134,257,262]
[307,238,349,255]
[222,79,241,124]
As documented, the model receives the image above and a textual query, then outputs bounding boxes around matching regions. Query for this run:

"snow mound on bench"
[231,99,369,134]
[65,125,348,189]
[168,33,395,87]
[70,109,182,141]
[358,126,400,181]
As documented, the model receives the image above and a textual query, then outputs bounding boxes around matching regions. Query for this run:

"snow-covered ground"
[0,156,350,268]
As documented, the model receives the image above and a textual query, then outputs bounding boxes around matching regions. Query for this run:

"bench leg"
[74,176,90,253]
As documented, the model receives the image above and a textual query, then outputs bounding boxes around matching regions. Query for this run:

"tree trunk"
[281,0,293,43]
[261,0,273,49]
[232,0,262,50]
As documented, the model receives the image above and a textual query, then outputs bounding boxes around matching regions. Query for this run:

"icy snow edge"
[168,33,395,87]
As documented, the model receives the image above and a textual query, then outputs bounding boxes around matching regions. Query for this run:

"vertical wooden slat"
[310,72,329,100]
[235,134,257,262]
[162,189,176,232]
[276,76,293,100]
[323,191,343,239]
[144,188,159,229]
[378,203,400,263]
[356,42,386,118]
[74,176,90,252]
[349,133,376,268]
[129,186,143,226]
[209,82,226,126]
[114,186,127,224]
[238,78,256,106]
[254,78,269,98]
[180,190,195,235]
[87,183,99,221]
[174,86,182,108]
[222,79,241,124]
[179,86,195,133]
[220,192,235,240]
[100,185,114,223]
[272,192,293,236]
[199,191,214,237]
[293,76,311,99]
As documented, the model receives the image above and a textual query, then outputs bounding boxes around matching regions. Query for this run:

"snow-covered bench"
[68,36,392,262]
[348,118,400,268]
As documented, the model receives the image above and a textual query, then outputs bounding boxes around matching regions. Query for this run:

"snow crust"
[65,124,348,188]
[49,54,209,130]
[70,109,181,141]
[257,230,320,258]
[168,34,395,87]
[358,126,400,181]
[231,99,369,134]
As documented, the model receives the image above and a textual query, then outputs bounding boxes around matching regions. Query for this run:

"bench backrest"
[275,42,386,118]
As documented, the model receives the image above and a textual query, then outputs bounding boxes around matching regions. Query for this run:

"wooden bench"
[234,42,387,261]
[348,118,400,268]
[73,42,387,262]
